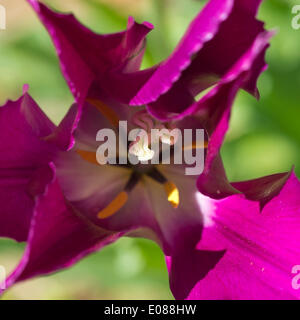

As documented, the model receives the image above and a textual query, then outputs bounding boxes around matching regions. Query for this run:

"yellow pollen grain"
[164,181,180,208]
[97,191,128,219]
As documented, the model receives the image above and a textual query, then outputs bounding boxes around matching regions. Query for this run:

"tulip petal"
[231,171,291,210]
[0,93,57,241]
[168,173,300,300]
[194,31,286,207]
[130,0,234,105]
[131,0,265,108]
[27,0,153,104]
[147,27,271,121]
[27,0,267,111]
[1,167,123,293]
[46,103,80,151]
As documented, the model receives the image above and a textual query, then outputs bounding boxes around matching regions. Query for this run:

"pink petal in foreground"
[167,173,300,300]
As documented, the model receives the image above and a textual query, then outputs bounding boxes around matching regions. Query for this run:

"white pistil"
[159,129,179,145]
[129,131,155,161]
[130,110,179,161]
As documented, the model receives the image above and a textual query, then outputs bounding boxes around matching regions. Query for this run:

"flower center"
[97,168,180,219]
[128,110,179,161]
[77,100,186,220]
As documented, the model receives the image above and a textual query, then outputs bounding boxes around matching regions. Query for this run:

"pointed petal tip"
[143,21,154,30]
[254,87,260,100]
[27,0,40,11]
[22,84,30,95]
[127,16,134,27]
[127,15,154,31]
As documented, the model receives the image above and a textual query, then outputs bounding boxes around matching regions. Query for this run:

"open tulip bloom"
[0,0,300,300]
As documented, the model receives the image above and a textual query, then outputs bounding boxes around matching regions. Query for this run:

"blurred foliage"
[0,0,299,299]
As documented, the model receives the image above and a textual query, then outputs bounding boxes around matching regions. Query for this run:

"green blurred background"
[0,0,299,299]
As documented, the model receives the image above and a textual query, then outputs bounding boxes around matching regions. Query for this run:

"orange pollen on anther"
[183,140,208,151]
[76,150,98,165]
[164,181,180,208]
[87,98,120,128]
[97,191,129,219]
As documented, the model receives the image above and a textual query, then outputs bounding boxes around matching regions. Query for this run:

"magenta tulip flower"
[0,0,300,300]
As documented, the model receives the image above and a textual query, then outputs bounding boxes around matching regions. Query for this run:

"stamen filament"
[97,172,140,219]
[97,191,128,219]
[87,98,120,128]
[183,140,208,150]
[76,150,98,165]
